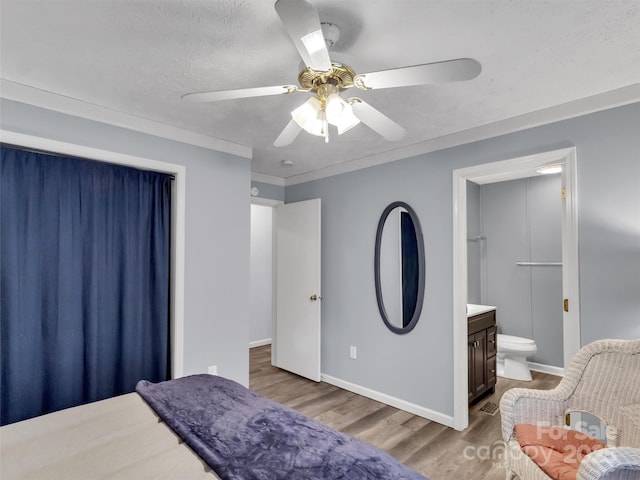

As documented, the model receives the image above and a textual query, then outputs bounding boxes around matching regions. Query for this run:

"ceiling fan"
[182,0,481,147]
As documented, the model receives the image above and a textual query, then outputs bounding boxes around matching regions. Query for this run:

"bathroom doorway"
[451,147,580,430]
[469,174,564,371]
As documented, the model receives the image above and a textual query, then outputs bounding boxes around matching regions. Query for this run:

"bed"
[1,374,427,480]
[1,389,220,480]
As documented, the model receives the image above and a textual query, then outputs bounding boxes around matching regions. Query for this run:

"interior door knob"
[310,294,321,301]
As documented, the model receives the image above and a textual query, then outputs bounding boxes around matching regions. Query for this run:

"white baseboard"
[529,361,564,377]
[320,373,455,429]
[249,338,272,349]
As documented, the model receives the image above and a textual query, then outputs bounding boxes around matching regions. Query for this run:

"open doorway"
[249,198,283,350]
[452,147,580,430]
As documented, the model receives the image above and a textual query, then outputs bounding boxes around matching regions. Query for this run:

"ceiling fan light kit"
[182,0,481,148]
[329,97,360,135]
[290,82,360,142]
[291,96,326,138]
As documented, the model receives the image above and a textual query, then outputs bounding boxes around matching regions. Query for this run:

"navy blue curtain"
[401,212,419,328]
[1,146,171,426]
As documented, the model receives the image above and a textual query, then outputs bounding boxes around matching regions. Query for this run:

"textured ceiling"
[1,0,639,180]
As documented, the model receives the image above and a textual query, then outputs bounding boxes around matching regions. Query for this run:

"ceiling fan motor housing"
[298,62,356,92]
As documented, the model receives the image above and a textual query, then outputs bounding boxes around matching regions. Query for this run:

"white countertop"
[467,304,496,318]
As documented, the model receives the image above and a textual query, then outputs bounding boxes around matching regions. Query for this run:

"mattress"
[0,392,221,480]
[2,375,427,480]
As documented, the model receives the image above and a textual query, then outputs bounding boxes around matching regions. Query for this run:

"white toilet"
[496,334,537,381]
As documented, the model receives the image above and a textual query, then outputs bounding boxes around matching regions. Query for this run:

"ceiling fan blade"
[273,119,302,147]
[350,99,406,142]
[354,58,481,90]
[274,0,332,72]
[182,85,297,103]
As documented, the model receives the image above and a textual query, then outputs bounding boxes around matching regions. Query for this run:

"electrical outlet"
[208,365,218,375]
[349,345,357,359]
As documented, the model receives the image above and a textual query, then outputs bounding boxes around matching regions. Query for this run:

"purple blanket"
[136,374,427,480]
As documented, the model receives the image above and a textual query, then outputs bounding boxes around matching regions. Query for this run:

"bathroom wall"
[481,174,563,367]
[467,181,482,304]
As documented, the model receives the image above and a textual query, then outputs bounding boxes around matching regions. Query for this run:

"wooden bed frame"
[1,393,221,479]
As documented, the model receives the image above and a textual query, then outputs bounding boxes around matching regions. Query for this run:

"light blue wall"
[5,96,637,418]
[482,175,563,367]
[286,102,640,416]
[251,181,284,202]
[1,99,253,386]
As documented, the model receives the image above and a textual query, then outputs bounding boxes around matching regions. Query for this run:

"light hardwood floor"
[249,345,560,480]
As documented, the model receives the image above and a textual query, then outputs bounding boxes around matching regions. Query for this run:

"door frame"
[452,147,579,430]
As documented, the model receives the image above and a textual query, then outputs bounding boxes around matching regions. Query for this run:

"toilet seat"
[498,334,536,347]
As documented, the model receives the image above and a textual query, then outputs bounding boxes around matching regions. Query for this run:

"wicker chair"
[500,339,640,480]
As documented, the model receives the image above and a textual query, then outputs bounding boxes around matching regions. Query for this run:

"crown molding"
[251,172,285,186]
[283,84,640,186]
[0,79,252,159]
[3,79,637,185]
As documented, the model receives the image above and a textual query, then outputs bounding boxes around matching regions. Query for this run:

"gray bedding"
[136,374,427,480]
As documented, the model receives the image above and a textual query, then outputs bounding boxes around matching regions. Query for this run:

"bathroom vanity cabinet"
[468,309,497,403]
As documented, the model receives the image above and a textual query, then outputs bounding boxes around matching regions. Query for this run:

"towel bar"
[515,261,562,266]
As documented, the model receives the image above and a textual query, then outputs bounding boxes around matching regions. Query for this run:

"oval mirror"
[374,202,425,334]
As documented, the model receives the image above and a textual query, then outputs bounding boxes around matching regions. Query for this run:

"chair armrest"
[576,447,640,480]
[500,387,568,443]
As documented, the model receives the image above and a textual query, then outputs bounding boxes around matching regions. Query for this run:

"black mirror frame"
[374,201,426,334]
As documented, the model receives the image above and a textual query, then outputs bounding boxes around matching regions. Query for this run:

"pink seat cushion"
[515,424,607,480]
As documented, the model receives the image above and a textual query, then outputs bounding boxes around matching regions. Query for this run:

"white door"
[274,199,321,382]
